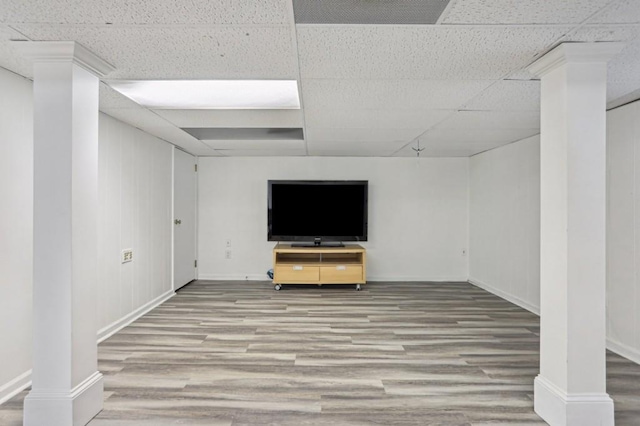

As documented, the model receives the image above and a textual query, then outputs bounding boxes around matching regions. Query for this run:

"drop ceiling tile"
[305,127,422,143]
[441,0,610,24]
[99,83,140,110]
[307,140,407,151]
[301,79,494,111]
[13,25,297,79]
[394,147,487,157]
[591,0,640,24]
[304,108,452,130]
[0,0,290,25]
[297,25,570,80]
[202,139,305,150]
[436,110,540,130]
[565,24,640,44]
[213,149,307,157]
[153,109,304,128]
[0,26,33,77]
[418,128,539,145]
[461,80,540,111]
[608,80,640,107]
[308,148,394,157]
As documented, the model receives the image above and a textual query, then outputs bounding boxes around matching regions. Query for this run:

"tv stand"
[272,243,366,291]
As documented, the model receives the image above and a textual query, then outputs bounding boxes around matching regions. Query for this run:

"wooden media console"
[272,243,366,291]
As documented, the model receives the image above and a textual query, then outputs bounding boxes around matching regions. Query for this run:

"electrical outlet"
[225,249,232,259]
[122,249,133,263]
[226,239,232,247]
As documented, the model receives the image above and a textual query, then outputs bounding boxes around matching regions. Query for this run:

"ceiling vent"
[182,127,304,141]
[293,0,451,25]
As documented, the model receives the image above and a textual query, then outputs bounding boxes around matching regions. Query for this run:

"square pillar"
[14,41,114,426]
[527,42,624,426]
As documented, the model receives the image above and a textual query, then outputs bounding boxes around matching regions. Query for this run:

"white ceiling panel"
[441,0,610,24]
[0,0,290,25]
[13,25,297,79]
[394,143,500,157]
[608,81,640,108]
[0,26,32,77]
[297,25,570,80]
[308,148,396,157]
[99,83,141,110]
[307,140,406,151]
[301,78,494,111]
[305,127,422,143]
[303,108,452,130]
[592,0,640,24]
[211,149,307,157]
[436,110,540,130]
[153,109,304,128]
[417,128,540,146]
[201,139,305,150]
[461,80,540,111]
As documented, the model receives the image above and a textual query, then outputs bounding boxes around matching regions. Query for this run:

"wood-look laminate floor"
[2,281,640,425]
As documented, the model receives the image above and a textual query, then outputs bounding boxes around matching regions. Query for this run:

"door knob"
[174,219,182,225]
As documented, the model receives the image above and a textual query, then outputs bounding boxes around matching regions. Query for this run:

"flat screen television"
[268,180,368,246]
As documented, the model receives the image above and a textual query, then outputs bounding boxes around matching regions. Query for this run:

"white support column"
[527,43,623,426]
[14,41,114,426]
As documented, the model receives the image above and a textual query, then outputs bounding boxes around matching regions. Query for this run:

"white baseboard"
[198,274,468,283]
[469,278,640,366]
[367,276,468,282]
[97,289,175,343]
[534,375,614,426]
[0,369,31,405]
[606,338,640,365]
[468,277,540,316]
[197,274,271,281]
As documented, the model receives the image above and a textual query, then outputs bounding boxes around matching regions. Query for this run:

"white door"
[173,148,197,290]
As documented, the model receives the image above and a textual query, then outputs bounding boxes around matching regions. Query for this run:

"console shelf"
[272,243,367,291]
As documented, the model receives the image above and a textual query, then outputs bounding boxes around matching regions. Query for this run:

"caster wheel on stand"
[274,284,281,291]
[356,284,361,291]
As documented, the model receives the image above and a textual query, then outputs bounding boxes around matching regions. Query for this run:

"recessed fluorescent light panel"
[107,80,301,109]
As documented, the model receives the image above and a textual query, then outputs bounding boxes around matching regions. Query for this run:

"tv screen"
[268,180,368,242]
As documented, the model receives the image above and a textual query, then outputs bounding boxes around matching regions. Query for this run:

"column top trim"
[12,41,115,77]
[527,42,624,78]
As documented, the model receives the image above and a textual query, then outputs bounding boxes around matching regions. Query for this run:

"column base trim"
[24,371,104,426]
[534,375,614,426]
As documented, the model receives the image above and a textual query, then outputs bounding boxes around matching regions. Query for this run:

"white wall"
[606,100,640,364]
[0,65,175,403]
[97,114,174,338]
[0,68,34,403]
[198,157,469,282]
[469,135,541,314]
[469,104,640,365]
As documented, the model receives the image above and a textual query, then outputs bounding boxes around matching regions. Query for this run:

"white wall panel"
[469,136,541,314]
[469,106,640,365]
[197,157,469,282]
[97,114,173,333]
[606,101,640,363]
[0,68,33,403]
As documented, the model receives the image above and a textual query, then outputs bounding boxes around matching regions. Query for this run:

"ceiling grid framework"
[0,0,639,157]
